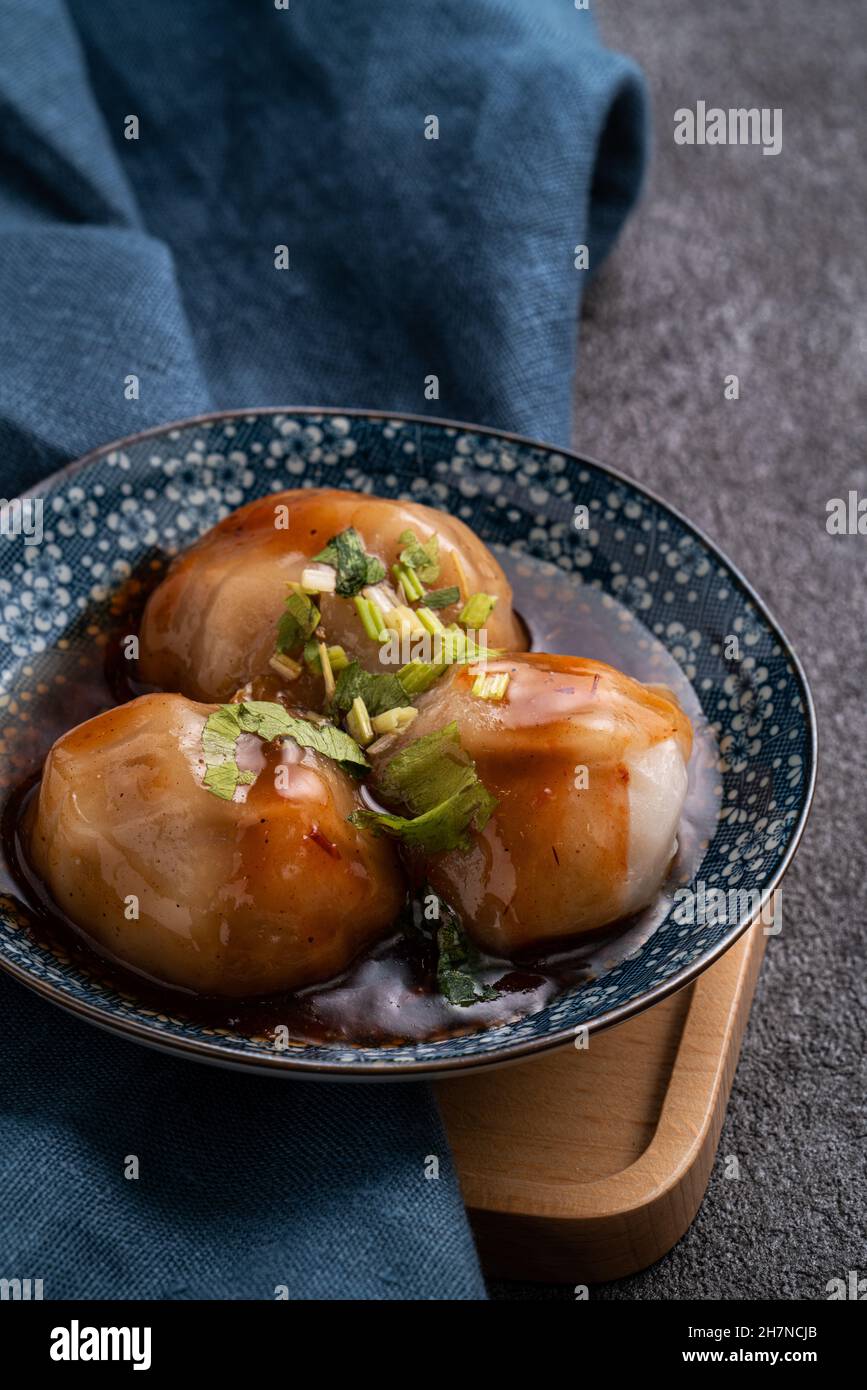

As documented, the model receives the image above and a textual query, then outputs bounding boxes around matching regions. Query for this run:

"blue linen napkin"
[0,0,646,1298]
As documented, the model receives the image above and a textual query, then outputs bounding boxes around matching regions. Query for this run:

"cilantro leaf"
[375,721,491,816]
[349,721,496,853]
[203,762,256,800]
[276,589,320,654]
[398,529,440,584]
[330,661,408,718]
[397,660,448,695]
[232,700,298,743]
[201,701,368,800]
[201,703,247,764]
[278,715,369,771]
[313,528,385,597]
[433,894,498,1006]
[422,585,460,610]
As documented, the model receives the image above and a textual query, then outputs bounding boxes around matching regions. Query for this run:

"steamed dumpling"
[368,654,693,955]
[25,693,405,995]
[138,488,526,702]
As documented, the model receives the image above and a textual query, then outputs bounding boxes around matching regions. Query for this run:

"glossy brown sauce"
[0,549,720,1047]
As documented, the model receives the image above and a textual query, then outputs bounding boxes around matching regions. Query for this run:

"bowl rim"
[2,406,819,1078]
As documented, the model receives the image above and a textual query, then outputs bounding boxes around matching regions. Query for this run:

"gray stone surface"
[494,0,866,1301]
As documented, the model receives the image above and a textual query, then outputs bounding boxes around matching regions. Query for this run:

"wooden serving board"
[438,920,767,1284]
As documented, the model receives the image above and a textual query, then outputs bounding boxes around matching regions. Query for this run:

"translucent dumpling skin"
[138,488,527,702]
[25,694,405,996]
[370,655,693,955]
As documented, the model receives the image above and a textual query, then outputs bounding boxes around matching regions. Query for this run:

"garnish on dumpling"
[25,694,404,996]
[365,654,694,954]
[138,488,526,703]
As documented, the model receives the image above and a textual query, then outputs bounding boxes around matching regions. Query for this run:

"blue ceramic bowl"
[0,410,816,1077]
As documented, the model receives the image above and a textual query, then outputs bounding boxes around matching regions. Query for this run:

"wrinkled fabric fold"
[0,0,646,1298]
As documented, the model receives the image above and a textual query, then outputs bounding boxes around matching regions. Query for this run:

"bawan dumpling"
[138,488,526,703]
[363,654,693,955]
[26,693,405,996]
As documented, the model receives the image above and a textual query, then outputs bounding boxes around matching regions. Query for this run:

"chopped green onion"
[471,671,510,701]
[269,651,303,681]
[363,582,399,612]
[392,562,425,602]
[306,642,350,676]
[370,601,387,639]
[304,642,347,675]
[354,595,387,641]
[384,603,426,637]
[371,706,419,736]
[438,625,498,664]
[346,696,374,747]
[439,626,467,662]
[397,660,448,695]
[318,641,336,700]
[459,592,498,628]
[416,606,447,636]
[423,586,460,610]
[300,562,337,594]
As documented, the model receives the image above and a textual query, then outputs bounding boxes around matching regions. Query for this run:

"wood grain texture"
[438,921,767,1283]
